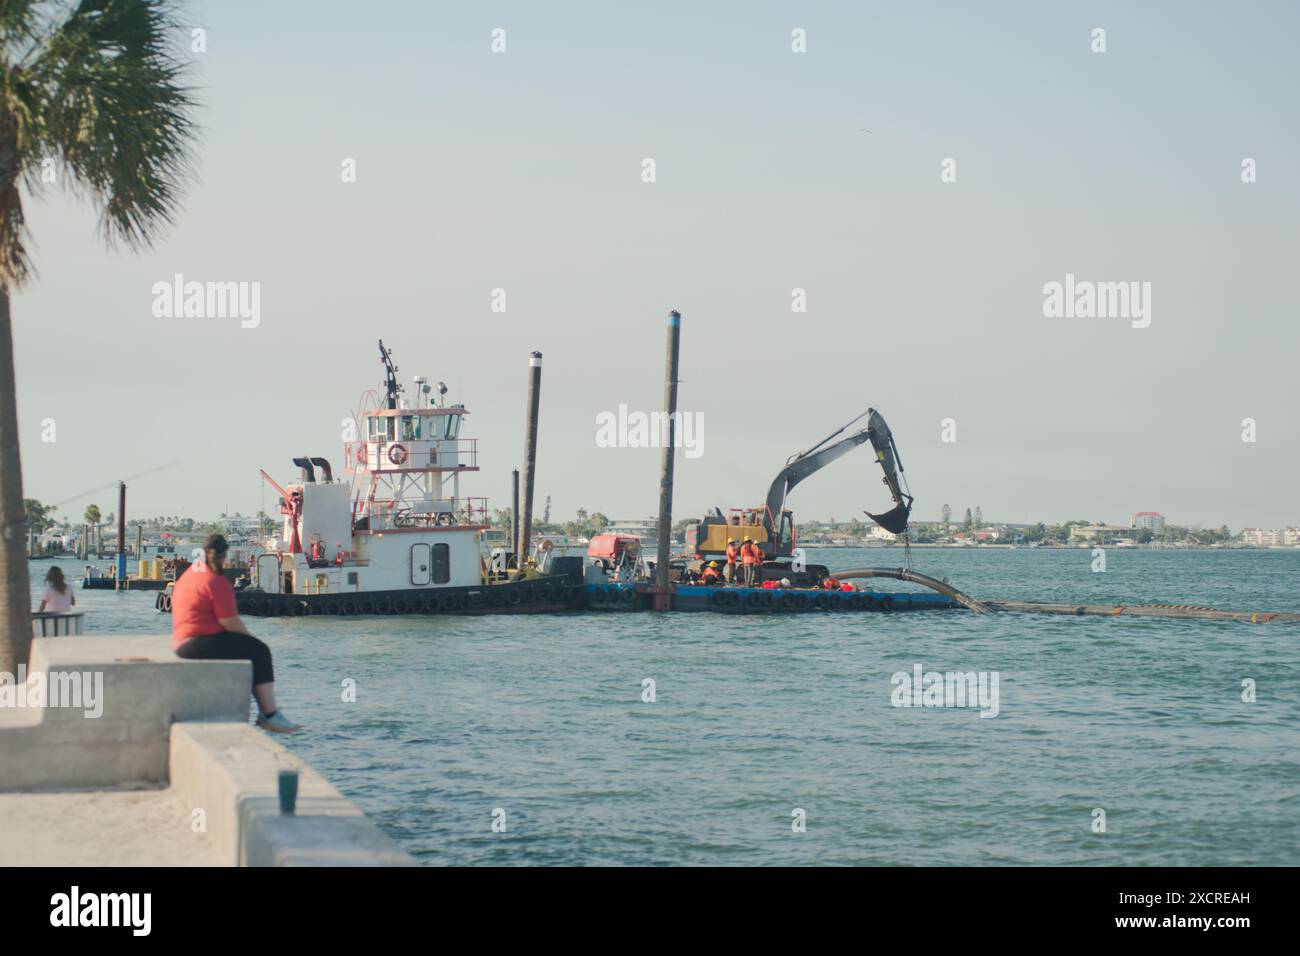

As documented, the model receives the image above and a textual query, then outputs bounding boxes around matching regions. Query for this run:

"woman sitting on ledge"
[171,534,299,733]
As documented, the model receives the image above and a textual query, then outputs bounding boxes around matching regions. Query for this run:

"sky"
[10,0,1299,530]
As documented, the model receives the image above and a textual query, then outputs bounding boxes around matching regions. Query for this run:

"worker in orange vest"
[750,539,765,586]
[740,537,757,587]
[724,538,739,584]
[701,561,721,584]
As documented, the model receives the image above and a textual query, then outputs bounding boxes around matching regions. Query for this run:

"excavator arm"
[763,408,913,537]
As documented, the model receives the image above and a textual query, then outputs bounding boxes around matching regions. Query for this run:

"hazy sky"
[11,1,1298,529]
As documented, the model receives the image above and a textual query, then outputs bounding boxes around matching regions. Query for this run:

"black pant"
[175,631,275,687]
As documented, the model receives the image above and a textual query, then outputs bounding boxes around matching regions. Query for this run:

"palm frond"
[0,0,43,60]
[28,0,199,249]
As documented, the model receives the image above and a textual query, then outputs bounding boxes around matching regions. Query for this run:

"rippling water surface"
[43,548,1300,865]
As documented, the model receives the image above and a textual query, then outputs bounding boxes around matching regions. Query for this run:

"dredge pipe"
[834,567,989,613]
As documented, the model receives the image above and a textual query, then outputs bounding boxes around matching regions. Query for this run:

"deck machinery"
[687,408,913,585]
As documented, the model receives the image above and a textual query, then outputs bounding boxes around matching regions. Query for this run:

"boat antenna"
[378,339,401,410]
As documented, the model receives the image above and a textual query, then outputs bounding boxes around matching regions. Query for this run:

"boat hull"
[155,579,961,616]
[585,583,962,613]
[156,575,582,616]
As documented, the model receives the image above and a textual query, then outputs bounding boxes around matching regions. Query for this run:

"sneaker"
[257,711,301,734]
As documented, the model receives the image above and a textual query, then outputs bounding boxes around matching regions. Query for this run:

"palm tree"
[83,503,100,555]
[1,1,198,673]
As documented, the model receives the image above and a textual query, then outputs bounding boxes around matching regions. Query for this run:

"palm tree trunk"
[0,282,33,674]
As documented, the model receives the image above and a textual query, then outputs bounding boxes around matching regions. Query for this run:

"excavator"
[687,408,913,585]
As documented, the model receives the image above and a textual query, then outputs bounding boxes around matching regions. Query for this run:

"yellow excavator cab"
[695,520,770,556]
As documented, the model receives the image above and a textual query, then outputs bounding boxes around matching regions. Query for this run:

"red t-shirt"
[171,564,239,648]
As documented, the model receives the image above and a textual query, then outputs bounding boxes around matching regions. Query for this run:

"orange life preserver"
[741,543,756,565]
[388,443,408,465]
[356,443,368,465]
[725,544,738,564]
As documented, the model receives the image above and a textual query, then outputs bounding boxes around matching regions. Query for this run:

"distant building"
[1240,527,1299,547]
[220,516,262,534]
[1131,511,1166,532]
[607,518,657,538]
[1069,524,1136,545]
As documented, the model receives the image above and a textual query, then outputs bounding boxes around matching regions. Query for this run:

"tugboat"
[158,342,582,617]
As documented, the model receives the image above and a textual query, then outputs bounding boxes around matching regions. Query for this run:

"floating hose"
[833,567,990,613]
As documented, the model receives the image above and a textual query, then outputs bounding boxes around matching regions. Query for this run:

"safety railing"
[32,611,86,637]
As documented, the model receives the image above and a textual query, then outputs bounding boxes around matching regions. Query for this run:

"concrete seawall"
[0,635,412,867]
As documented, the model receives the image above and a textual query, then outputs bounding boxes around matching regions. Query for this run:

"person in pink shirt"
[171,534,299,733]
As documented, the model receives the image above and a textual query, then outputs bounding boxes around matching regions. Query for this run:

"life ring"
[388,444,408,466]
[356,443,367,465]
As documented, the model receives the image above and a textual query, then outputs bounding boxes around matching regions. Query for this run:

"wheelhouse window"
[368,417,394,441]
[443,414,460,440]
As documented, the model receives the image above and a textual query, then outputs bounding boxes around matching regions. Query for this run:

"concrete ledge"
[170,723,413,866]
[0,635,250,791]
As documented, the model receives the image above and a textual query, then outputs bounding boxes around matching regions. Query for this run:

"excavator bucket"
[866,502,912,535]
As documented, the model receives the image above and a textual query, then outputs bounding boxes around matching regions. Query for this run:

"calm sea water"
[33,548,1300,866]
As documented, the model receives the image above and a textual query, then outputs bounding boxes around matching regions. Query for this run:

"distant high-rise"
[1131,511,1166,532]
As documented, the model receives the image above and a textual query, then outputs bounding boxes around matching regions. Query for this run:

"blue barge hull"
[585,583,961,614]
